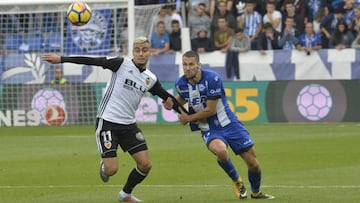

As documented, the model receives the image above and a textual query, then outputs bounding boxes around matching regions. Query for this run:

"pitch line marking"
[0,185,359,189]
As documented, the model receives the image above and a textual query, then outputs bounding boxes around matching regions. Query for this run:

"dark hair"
[334,6,345,14]
[183,50,200,62]
[198,3,206,7]
[333,20,348,45]
[284,0,295,4]
[171,20,179,25]
[235,27,244,33]
[263,22,273,30]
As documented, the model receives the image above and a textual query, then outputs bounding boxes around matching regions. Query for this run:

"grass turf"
[0,123,359,203]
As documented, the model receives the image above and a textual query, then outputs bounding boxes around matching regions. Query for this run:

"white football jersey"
[61,55,184,124]
[97,58,157,124]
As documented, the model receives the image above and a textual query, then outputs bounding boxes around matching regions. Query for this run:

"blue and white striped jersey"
[239,11,262,37]
[175,69,241,131]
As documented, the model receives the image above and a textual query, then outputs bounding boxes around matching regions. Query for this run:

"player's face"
[182,56,200,81]
[133,42,151,68]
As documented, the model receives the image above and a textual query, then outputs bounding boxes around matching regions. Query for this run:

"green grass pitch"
[0,123,360,203]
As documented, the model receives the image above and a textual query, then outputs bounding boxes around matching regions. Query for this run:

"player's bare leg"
[99,157,118,182]
[208,139,247,199]
[118,150,151,202]
[240,147,275,199]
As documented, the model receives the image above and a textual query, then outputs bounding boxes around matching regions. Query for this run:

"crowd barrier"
[0,49,359,126]
[2,49,360,84]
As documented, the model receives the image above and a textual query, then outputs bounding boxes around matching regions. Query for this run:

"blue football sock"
[217,158,239,181]
[248,170,261,193]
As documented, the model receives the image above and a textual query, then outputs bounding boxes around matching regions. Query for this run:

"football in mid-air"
[66,2,92,26]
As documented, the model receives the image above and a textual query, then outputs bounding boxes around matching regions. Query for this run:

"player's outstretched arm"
[42,53,123,71]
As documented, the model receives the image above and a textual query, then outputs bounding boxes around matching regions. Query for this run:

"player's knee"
[138,161,152,173]
[105,165,118,176]
[215,148,229,162]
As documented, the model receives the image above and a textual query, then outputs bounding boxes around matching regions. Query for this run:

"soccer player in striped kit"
[163,50,275,200]
[42,36,186,202]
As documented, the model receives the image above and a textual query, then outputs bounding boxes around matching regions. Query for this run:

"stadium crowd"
[149,0,360,54]
[2,0,360,55]
[134,0,360,79]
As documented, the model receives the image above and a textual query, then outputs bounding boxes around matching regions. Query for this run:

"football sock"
[217,158,239,181]
[248,169,261,193]
[122,166,147,194]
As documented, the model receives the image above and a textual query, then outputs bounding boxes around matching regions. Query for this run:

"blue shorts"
[200,122,254,154]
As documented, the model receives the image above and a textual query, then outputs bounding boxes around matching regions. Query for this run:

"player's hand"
[42,53,61,64]
[178,107,189,125]
[162,97,174,110]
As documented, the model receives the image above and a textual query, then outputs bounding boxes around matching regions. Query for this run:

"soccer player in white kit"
[42,37,186,202]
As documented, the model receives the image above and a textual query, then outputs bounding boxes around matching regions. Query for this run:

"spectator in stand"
[278,16,299,50]
[321,6,346,48]
[253,0,267,16]
[168,4,183,28]
[281,0,306,25]
[313,6,329,35]
[351,5,360,35]
[187,0,211,17]
[209,0,233,21]
[225,27,250,80]
[253,0,281,16]
[229,27,251,52]
[50,67,67,85]
[344,0,356,29]
[282,1,305,34]
[213,16,235,52]
[150,21,170,55]
[305,0,327,23]
[169,20,182,52]
[191,29,216,52]
[150,5,172,34]
[329,20,355,49]
[296,22,322,55]
[263,1,282,33]
[211,1,237,39]
[257,22,282,55]
[188,3,211,39]
[237,0,263,50]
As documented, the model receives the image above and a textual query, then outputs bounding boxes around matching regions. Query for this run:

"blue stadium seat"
[42,13,53,32]
[26,33,44,51]
[5,33,23,51]
[45,32,62,52]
